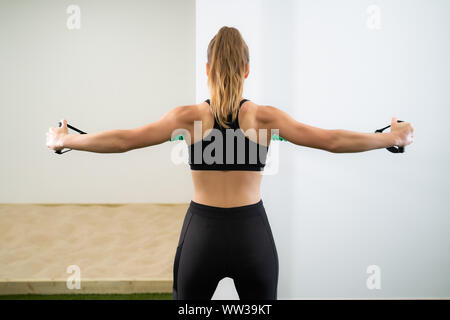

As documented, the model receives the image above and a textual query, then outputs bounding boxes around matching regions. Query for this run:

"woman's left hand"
[46,119,68,151]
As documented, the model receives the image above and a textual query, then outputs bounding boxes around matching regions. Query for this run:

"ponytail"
[207,26,250,128]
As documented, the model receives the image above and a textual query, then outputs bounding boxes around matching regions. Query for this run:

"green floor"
[0,293,172,300]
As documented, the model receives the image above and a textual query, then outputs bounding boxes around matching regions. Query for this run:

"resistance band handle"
[374,120,405,153]
[54,121,87,154]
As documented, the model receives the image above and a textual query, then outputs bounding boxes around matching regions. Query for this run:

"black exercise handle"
[374,120,405,153]
[54,121,87,154]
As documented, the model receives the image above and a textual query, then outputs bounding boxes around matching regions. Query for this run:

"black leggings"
[172,199,279,300]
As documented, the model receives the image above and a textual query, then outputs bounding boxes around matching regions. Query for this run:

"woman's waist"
[192,187,261,208]
[188,198,265,219]
[191,170,262,206]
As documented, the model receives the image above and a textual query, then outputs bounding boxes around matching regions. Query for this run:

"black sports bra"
[188,99,268,171]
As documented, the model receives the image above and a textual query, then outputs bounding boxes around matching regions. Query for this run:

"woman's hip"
[179,199,276,252]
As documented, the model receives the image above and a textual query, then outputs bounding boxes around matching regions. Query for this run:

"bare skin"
[46,65,414,208]
[189,99,266,207]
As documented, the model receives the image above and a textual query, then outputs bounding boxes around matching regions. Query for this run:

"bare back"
[186,100,271,207]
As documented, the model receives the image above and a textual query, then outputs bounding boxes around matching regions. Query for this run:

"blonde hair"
[207,26,249,128]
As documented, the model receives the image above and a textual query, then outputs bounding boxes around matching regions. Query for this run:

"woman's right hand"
[390,117,414,147]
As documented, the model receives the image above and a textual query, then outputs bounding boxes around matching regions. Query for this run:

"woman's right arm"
[258,105,414,153]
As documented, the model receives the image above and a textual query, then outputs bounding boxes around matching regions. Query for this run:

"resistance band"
[54,120,405,154]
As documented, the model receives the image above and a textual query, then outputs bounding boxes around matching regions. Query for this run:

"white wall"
[197,0,450,298]
[0,0,196,203]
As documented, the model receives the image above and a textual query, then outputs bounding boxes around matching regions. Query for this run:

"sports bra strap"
[204,99,248,106]
[205,99,249,129]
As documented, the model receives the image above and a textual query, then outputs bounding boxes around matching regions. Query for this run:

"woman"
[46,26,414,300]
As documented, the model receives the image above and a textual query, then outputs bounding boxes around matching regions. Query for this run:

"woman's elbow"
[325,130,340,153]
[118,130,134,153]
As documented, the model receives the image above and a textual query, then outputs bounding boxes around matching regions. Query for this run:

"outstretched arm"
[258,105,414,153]
[47,106,192,153]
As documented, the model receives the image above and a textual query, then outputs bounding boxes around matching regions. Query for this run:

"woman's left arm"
[47,106,192,153]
